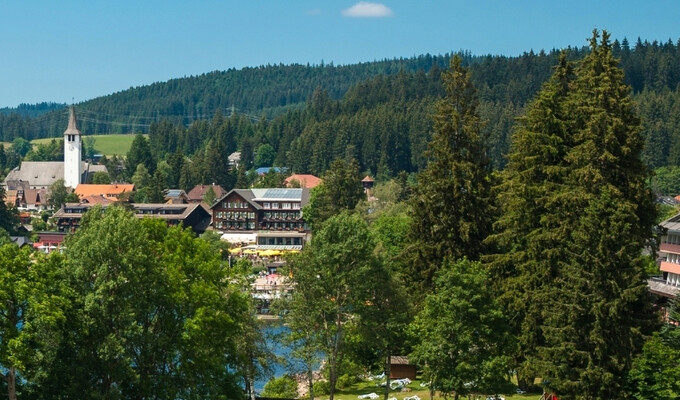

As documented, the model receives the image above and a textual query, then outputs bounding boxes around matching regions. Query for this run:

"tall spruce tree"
[489,30,659,399]
[540,30,659,399]
[484,53,575,389]
[405,55,493,293]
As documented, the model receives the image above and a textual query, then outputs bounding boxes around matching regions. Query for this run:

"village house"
[653,213,680,300]
[74,183,135,202]
[284,173,322,189]
[187,184,227,204]
[164,189,189,204]
[211,188,310,250]
[52,202,211,235]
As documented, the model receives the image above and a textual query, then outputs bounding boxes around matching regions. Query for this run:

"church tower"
[63,106,82,189]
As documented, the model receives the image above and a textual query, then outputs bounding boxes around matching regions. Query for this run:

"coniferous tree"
[126,133,155,179]
[404,55,493,294]
[303,158,364,230]
[540,30,659,399]
[484,53,575,389]
[490,31,659,399]
[0,186,19,235]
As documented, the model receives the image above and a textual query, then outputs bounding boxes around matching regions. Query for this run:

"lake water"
[254,322,322,394]
[254,322,289,393]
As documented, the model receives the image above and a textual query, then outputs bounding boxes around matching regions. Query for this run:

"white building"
[3,106,106,191]
[63,106,82,189]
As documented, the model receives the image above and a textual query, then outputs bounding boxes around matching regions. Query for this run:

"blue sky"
[1,0,680,108]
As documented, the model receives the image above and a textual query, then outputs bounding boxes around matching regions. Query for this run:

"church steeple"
[64,106,81,137]
[63,106,82,189]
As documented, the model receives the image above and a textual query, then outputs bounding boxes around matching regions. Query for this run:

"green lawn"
[316,378,540,400]
[31,134,141,156]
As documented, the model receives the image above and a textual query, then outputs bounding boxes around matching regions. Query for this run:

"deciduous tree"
[409,258,514,400]
[280,212,385,400]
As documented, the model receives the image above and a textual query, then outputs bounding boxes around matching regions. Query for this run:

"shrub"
[312,380,330,395]
[262,375,298,399]
[337,373,358,389]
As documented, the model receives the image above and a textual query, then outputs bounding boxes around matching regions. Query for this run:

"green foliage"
[253,169,287,188]
[409,258,515,398]
[262,375,298,399]
[336,373,358,389]
[203,185,217,205]
[40,205,251,399]
[652,165,680,195]
[405,55,494,294]
[31,134,136,156]
[0,186,19,234]
[30,217,46,231]
[0,245,67,399]
[10,137,31,157]
[91,171,111,184]
[484,52,576,388]
[48,178,72,210]
[303,158,364,229]
[488,31,660,399]
[255,143,276,168]
[280,212,386,400]
[629,299,680,399]
[125,133,155,178]
[24,138,63,161]
[313,380,330,396]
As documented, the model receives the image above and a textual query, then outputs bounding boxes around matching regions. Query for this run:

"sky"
[2,0,680,108]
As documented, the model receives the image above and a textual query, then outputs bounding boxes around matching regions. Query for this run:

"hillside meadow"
[31,134,140,156]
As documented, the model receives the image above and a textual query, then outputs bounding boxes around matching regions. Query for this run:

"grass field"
[315,378,540,400]
[31,134,140,156]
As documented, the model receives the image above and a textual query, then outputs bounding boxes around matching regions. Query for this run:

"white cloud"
[341,2,394,18]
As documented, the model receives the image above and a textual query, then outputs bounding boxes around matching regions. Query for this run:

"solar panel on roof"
[262,188,302,199]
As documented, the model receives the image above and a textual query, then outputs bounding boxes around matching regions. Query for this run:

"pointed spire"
[64,106,81,136]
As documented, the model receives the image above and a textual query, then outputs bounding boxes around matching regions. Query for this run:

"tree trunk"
[384,351,391,400]
[7,367,16,400]
[307,366,315,400]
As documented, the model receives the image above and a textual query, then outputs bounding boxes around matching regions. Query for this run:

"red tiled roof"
[284,174,322,189]
[75,184,134,198]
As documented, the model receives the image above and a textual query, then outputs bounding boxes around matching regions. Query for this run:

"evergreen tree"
[489,31,659,399]
[0,186,19,235]
[126,133,155,179]
[404,55,493,294]
[303,158,364,229]
[484,53,575,389]
[541,30,659,399]
[0,145,7,174]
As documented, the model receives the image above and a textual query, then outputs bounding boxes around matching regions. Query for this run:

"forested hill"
[3,37,680,175]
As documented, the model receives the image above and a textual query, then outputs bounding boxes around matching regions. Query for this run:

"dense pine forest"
[3,37,680,178]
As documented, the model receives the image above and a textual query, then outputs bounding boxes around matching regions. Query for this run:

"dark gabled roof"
[10,236,31,247]
[211,188,262,210]
[187,184,227,202]
[212,188,311,210]
[661,212,680,233]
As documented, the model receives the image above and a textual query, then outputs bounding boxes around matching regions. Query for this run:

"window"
[263,202,271,209]
[293,203,301,210]
[282,202,291,209]
[248,212,255,219]
[271,202,279,209]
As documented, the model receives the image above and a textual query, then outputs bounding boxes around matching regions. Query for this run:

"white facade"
[63,107,82,189]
